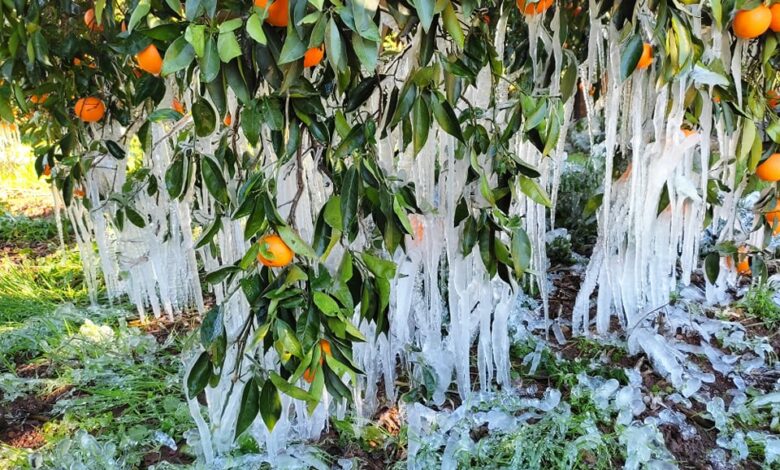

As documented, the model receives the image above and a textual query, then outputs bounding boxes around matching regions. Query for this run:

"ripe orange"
[765,200,780,235]
[768,90,779,108]
[172,99,185,114]
[303,46,325,68]
[756,153,780,181]
[73,57,82,66]
[74,187,86,198]
[409,214,425,245]
[736,246,751,276]
[84,8,103,32]
[254,0,289,27]
[256,234,294,267]
[516,0,553,15]
[136,44,163,76]
[43,164,51,176]
[320,339,332,356]
[30,93,49,104]
[223,113,232,126]
[636,43,653,70]
[732,5,772,39]
[74,97,106,122]
[771,4,780,32]
[303,368,315,383]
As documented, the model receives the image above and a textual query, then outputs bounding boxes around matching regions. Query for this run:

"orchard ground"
[0,148,778,469]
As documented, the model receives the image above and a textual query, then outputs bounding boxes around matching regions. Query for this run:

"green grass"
[739,283,780,329]
[0,194,195,469]
[0,248,89,324]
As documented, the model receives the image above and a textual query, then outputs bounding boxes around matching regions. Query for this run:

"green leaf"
[325,17,347,72]
[218,18,243,33]
[241,105,262,146]
[200,307,224,348]
[201,36,220,82]
[620,34,644,80]
[184,24,207,57]
[412,96,430,155]
[187,352,212,398]
[162,36,196,76]
[269,372,312,401]
[128,0,151,33]
[278,28,307,65]
[511,227,532,278]
[201,156,229,204]
[415,0,435,32]
[148,109,183,122]
[313,291,340,316]
[196,216,222,249]
[217,31,242,63]
[205,265,240,284]
[235,377,260,437]
[334,124,367,158]
[704,252,720,283]
[125,206,146,228]
[276,224,317,259]
[430,93,463,142]
[192,99,217,137]
[105,140,126,160]
[362,253,396,279]
[247,13,267,44]
[259,379,282,432]
[323,196,343,229]
[165,157,187,199]
[441,1,464,49]
[351,0,380,41]
[340,167,360,233]
[518,175,552,208]
[351,34,378,71]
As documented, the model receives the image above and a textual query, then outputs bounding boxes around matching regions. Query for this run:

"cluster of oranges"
[732,4,780,39]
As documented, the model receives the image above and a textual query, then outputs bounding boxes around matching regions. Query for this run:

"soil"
[0,385,73,449]
[141,443,195,468]
[0,240,58,263]
[660,422,719,470]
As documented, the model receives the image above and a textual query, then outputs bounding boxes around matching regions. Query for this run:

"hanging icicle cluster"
[5,0,780,463]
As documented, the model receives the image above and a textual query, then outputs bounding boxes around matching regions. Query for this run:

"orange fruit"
[74,187,86,198]
[732,5,772,39]
[136,44,163,76]
[516,0,553,15]
[256,234,294,267]
[84,8,103,32]
[303,45,325,68]
[771,4,780,32]
[172,99,185,114]
[320,339,332,356]
[223,113,232,126]
[43,164,51,176]
[681,127,696,137]
[254,0,289,27]
[737,246,751,275]
[73,57,82,66]
[30,93,49,104]
[303,368,315,383]
[765,200,780,235]
[756,153,780,181]
[636,43,653,70]
[74,97,106,122]
[768,90,779,108]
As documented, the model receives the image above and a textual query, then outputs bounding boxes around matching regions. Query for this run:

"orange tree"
[3,0,780,448]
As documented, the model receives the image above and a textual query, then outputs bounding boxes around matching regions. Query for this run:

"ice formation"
[50,0,780,466]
